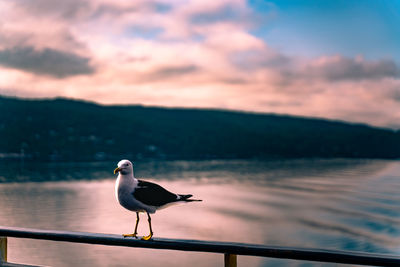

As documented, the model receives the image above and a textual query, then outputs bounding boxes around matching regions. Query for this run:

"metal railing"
[1,226,399,267]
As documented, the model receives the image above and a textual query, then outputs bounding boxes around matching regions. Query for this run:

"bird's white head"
[114,159,134,175]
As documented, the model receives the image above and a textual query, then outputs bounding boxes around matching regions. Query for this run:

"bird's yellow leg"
[141,212,153,241]
[123,212,140,238]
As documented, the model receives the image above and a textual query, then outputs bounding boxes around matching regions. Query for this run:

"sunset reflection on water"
[0,159,399,266]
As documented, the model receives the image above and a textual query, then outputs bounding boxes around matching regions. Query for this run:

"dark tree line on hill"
[0,95,399,162]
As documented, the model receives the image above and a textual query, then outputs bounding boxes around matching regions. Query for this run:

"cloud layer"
[0,0,399,128]
[0,46,94,77]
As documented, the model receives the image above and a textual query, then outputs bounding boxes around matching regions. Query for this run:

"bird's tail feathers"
[178,194,202,202]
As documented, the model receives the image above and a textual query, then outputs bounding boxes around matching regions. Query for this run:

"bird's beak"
[114,167,121,174]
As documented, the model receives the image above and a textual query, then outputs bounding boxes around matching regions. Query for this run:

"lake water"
[0,159,399,266]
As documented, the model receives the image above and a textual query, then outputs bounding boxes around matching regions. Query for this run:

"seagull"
[114,159,202,240]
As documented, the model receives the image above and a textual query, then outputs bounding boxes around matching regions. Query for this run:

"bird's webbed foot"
[123,233,138,238]
[141,233,153,241]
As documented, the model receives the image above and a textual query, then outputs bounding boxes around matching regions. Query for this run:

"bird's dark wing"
[133,180,178,207]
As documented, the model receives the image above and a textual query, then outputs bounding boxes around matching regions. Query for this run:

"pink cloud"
[0,0,399,128]
[305,55,399,81]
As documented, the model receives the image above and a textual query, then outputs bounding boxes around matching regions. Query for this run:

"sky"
[0,0,400,128]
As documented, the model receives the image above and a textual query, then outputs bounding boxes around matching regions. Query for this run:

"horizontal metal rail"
[1,226,400,266]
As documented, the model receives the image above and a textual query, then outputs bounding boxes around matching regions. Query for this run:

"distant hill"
[0,95,399,161]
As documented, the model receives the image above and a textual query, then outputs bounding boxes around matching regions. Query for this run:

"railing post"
[0,236,7,262]
[224,253,237,267]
